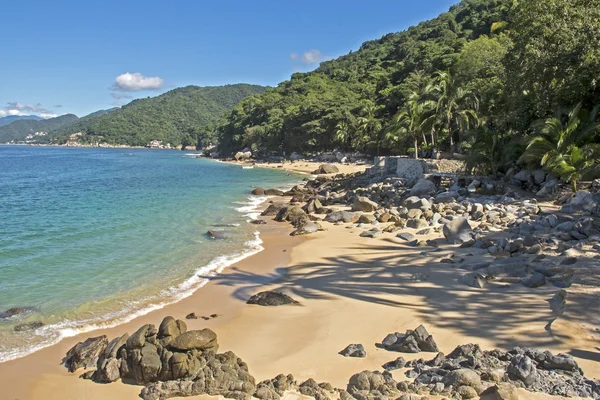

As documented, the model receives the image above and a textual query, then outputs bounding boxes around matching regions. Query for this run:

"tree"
[334,120,352,150]
[504,0,600,126]
[519,103,600,191]
[356,102,383,156]
[465,127,522,177]
[432,71,479,150]
[386,90,436,159]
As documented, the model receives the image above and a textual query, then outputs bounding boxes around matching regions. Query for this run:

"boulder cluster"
[62,317,600,400]
[252,166,600,296]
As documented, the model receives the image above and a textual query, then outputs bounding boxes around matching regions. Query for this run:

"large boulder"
[93,333,129,383]
[275,206,307,225]
[261,203,285,216]
[157,317,187,346]
[410,179,437,196]
[324,211,358,223]
[247,291,299,306]
[312,164,339,175]
[234,151,252,161]
[443,217,473,244]
[379,325,438,353]
[507,354,538,387]
[62,336,109,372]
[347,370,399,400]
[442,369,483,394]
[251,188,266,195]
[168,329,218,352]
[352,197,378,212]
[291,222,322,236]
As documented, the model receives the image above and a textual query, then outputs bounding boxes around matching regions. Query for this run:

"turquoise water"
[0,146,298,362]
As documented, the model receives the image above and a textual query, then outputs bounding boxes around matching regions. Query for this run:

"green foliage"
[519,103,600,190]
[465,127,522,176]
[48,84,266,147]
[0,114,79,143]
[218,0,506,156]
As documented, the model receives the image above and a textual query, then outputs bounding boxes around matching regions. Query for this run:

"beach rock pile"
[63,317,258,400]
[62,317,352,400]
[246,291,299,306]
[391,343,600,399]
[312,164,339,175]
[379,325,439,353]
[339,344,367,358]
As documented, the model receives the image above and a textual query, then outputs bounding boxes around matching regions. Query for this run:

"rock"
[185,312,198,319]
[522,272,546,288]
[291,222,321,236]
[352,197,379,212]
[481,383,519,400]
[265,188,284,196]
[533,169,546,185]
[0,306,37,319]
[168,329,218,352]
[251,188,266,195]
[435,191,459,203]
[397,232,416,242]
[358,214,377,224]
[380,325,438,353]
[457,385,478,399]
[234,151,252,161]
[507,354,537,386]
[360,229,380,238]
[13,321,44,331]
[410,179,437,196]
[140,351,256,400]
[406,208,423,219]
[126,324,154,349]
[513,170,531,182]
[347,370,399,400]
[255,374,298,400]
[443,217,473,244]
[460,273,487,288]
[339,344,367,358]
[250,219,267,225]
[407,218,428,229]
[382,357,406,371]
[324,211,358,223]
[94,334,129,383]
[275,205,307,225]
[312,164,339,175]
[560,256,577,265]
[299,378,337,400]
[261,203,285,216]
[304,198,323,214]
[442,369,483,394]
[247,291,299,306]
[62,336,108,372]
[290,152,304,161]
[157,316,187,345]
[206,230,226,240]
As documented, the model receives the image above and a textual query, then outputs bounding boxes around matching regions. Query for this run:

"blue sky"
[0,0,458,118]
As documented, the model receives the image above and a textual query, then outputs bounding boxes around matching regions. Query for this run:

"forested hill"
[217,0,600,158]
[47,84,267,147]
[0,114,79,143]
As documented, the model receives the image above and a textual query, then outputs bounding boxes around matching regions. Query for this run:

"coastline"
[1,160,599,400]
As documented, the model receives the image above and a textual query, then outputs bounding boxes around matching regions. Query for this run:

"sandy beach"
[1,185,599,400]
[230,159,370,175]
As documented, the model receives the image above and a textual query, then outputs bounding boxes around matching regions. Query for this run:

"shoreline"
[1,160,599,400]
[0,154,305,364]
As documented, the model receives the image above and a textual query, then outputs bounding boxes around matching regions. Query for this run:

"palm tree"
[386,90,436,159]
[334,120,351,150]
[356,102,383,156]
[466,127,522,177]
[432,71,479,151]
[519,103,600,191]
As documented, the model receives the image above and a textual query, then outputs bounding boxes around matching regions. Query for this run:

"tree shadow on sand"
[207,234,600,353]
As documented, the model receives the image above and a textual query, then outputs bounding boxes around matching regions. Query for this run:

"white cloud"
[7,109,24,116]
[1,102,59,118]
[290,50,329,65]
[39,113,58,119]
[112,72,164,91]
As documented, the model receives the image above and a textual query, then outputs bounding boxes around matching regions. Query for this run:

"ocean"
[0,145,299,362]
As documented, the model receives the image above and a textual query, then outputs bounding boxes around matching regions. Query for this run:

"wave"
[0,232,264,363]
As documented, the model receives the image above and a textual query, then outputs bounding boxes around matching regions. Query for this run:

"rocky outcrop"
[443,217,473,244]
[246,291,299,306]
[352,197,378,212]
[312,164,339,175]
[379,325,438,353]
[62,335,109,372]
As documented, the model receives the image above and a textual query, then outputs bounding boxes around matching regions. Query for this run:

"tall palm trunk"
[414,135,419,159]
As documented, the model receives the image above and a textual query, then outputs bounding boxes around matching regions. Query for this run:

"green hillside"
[47,84,267,147]
[0,114,79,143]
[217,0,600,160]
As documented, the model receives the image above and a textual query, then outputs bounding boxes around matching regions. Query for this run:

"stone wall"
[395,157,424,181]
[423,159,466,175]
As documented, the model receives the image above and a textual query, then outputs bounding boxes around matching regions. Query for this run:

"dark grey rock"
[339,344,367,358]
[247,291,299,306]
[62,335,108,372]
